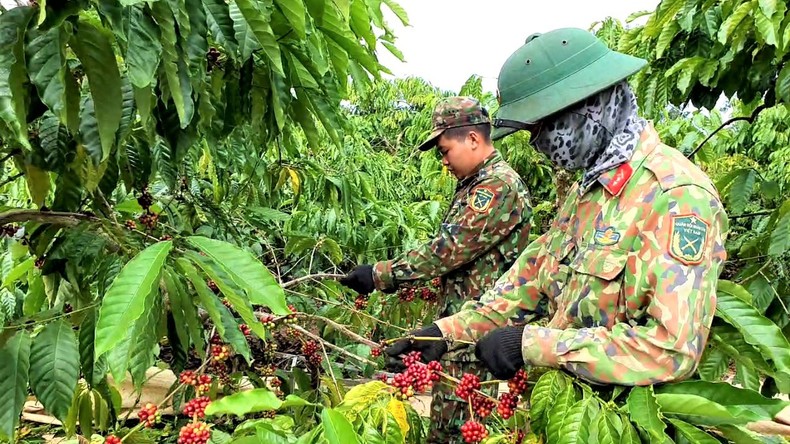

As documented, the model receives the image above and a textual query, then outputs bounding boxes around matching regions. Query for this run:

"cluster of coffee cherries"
[177,421,211,444]
[354,293,368,310]
[180,370,213,395]
[455,368,529,443]
[137,403,160,428]
[301,340,323,366]
[396,277,441,303]
[387,351,442,400]
[182,396,211,419]
[104,435,121,444]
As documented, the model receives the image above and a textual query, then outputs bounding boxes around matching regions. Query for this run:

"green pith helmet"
[491,28,647,141]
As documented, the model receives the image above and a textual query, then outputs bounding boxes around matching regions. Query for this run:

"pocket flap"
[570,246,629,280]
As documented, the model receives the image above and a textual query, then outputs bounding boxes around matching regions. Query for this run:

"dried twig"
[282,273,344,288]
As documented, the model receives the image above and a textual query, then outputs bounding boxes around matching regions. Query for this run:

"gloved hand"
[474,325,526,380]
[384,324,448,372]
[339,264,375,294]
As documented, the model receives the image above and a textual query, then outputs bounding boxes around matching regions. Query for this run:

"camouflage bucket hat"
[491,28,647,141]
[418,96,491,151]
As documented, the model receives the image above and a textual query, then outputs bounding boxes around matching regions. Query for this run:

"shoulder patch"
[468,187,496,212]
[668,214,710,265]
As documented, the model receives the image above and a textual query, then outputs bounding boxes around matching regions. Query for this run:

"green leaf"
[235,0,284,75]
[94,241,173,358]
[0,7,35,149]
[715,285,790,376]
[129,292,162,388]
[382,0,408,26]
[78,390,93,438]
[186,236,288,314]
[0,331,30,441]
[759,0,778,18]
[754,7,778,46]
[204,0,238,56]
[79,308,106,387]
[23,272,46,316]
[554,397,596,444]
[349,0,375,49]
[71,20,122,162]
[717,1,754,44]
[656,20,679,58]
[697,345,729,381]
[205,388,283,417]
[654,393,744,425]
[163,269,197,353]
[176,258,251,362]
[229,2,260,61]
[668,418,719,443]
[529,370,571,435]
[126,6,161,88]
[596,411,620,444]
[30,319,79,422]
[2,257,34,289]
[79,94,104,165]
[274,0,306,39]
[322,408,360,444]
[546,385,579,444]
[626,386,669,442]
[728,169,757,214]
[151,2,193,128]
[26,25,70,120]
[655,380,790,423]
[769,201,790,257]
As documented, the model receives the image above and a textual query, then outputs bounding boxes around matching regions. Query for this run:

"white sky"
[377,0,662,92]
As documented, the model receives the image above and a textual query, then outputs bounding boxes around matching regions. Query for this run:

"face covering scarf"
[531,80,648,192]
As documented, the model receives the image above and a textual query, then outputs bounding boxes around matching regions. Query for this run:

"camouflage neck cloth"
[531,80,647,191]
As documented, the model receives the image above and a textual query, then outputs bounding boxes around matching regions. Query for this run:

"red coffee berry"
[376,373,388,383]
[177,421,211,444]
[427,360,443,381]
[196,374,212,394]
[403,351,422,367]
[455,373,481,401]
[508,369,529,396]
[137,403,159,428]
[105,435,121,444]
[354,294,368,310]
[460,420,488,443]
[371,347,382,358]
[207,279,219,294]
[472,394,495,418]
[239,324,251,336]
[182,396,211,419]
[179,370,197,386]
[497,392,519,420]
[210,344,231,362]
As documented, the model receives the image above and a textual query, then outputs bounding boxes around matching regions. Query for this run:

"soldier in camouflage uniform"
[385,28,729,391]
[340,97,532,442]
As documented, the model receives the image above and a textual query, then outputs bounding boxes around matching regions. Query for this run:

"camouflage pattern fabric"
[374,151,531,441]
[436,123,729,386]
[372,151,532,318]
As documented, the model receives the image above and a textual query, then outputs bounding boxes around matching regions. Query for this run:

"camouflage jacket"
[436,124,729,385]
[373,151,532,317]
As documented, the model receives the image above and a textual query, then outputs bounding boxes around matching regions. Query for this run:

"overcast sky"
[377,0,662,92]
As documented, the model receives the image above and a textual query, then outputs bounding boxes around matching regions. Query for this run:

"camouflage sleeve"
[518,185,728,386]
[434,231,551,342]
[372,178,529,291]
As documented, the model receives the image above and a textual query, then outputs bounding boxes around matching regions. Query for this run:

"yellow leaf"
[386,398,410,437]
[25,164,50,207]
[287,167,300,196]
[340,381,388,412]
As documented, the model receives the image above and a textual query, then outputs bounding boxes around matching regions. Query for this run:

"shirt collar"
[582,122,660,197]
[457,151,501,189]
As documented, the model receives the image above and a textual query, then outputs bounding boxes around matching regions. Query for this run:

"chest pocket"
[562,245,629,328]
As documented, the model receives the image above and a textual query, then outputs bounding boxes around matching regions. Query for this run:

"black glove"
[339,264,375,294]
[384,324,448,372]
[474,325,526,380]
